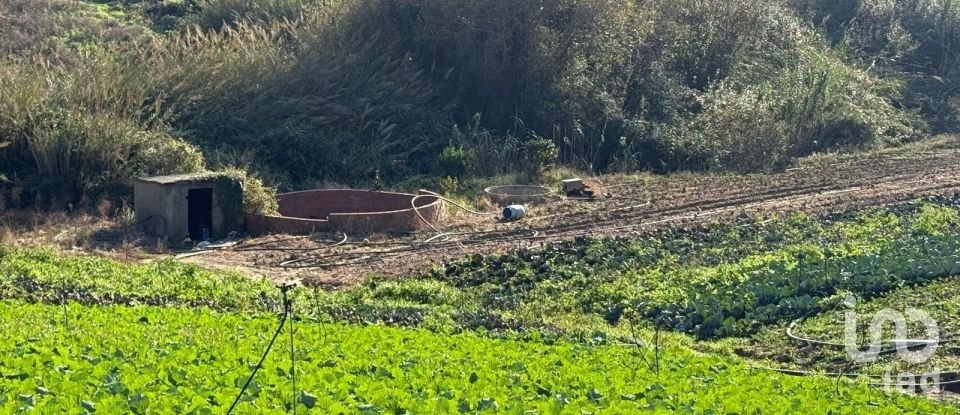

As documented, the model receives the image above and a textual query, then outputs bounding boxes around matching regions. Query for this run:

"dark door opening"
[187,188,213,242]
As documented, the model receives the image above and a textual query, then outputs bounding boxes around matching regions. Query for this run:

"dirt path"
[188,137,960,287]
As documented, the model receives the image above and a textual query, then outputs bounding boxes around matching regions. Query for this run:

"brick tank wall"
[246,190,441,235]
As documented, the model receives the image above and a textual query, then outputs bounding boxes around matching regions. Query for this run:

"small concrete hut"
[134,173,244,242]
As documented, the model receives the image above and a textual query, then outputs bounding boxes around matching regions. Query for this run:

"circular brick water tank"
[246,190,442,235]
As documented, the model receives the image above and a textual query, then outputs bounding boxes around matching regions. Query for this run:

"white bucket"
[502,205,526,220]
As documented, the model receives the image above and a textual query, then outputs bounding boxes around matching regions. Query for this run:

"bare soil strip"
[187,140,960,287]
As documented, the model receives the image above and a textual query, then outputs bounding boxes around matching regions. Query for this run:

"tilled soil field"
[189,138,960,286]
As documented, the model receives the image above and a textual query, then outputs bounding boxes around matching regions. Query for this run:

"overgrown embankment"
[1,0,958,208]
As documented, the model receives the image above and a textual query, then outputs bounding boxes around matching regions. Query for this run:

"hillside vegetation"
[1,0,958,207]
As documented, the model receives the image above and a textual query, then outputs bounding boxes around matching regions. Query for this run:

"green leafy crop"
[0,301,951,414]
[0,248,279,311]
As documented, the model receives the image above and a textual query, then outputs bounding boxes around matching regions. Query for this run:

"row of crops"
[410,197,960,337]
[0,301,950,413]
[0,248,277,311]
[1,195,960,412]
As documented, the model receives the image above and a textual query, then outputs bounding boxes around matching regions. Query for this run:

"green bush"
[523,136,559,178]
[683,86,792,171]
[437,145,473,179]
[210,168,279,215]
[358,0,930,173]
[772,47,925,153]
[650,42,926,171]
[790,0,960,132]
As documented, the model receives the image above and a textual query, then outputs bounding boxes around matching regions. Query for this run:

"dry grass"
[797,134,960,168]
[0,210,99,250]
[0,208,164,262]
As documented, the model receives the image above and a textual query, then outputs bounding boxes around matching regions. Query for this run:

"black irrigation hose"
[275,230,520,269]
[277,245,412,268]
[313,287,328,348]
[778,311,960,391]
[786,319,850,349]
[251,227,556,267]
[226,286,293,415]
[233,236,309,251]
[225,311,286,414]
[412,190,498,234]
[787,317,960,351]
[234,233,348,252]
[289,297,297,415]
